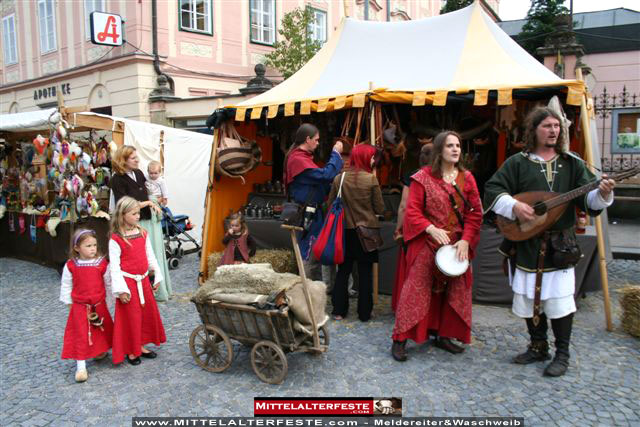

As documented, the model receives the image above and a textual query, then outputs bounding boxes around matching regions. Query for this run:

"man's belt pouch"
[281,202,305,228]
[281,187,319,232]
[550,230,582,269]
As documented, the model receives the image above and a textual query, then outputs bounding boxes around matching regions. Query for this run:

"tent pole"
[576,68,613,331]
[199,127,221,285]
[369,99,379,305]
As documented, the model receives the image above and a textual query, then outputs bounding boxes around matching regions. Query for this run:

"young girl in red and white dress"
[60,228,114,383]
[109,196,166,365]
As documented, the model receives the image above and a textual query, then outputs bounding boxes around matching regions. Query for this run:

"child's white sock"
[76,360,86,371]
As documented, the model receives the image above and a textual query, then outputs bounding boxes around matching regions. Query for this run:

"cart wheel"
[250,340,288,384]
[168,257,179,269]
[189,325,233,373]
[177,247,185,258]
[319,325,330,346]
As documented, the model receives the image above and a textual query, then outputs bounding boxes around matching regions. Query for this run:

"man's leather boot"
[391,340,407,362]
[544,313,573,377]
[513,314,550,364]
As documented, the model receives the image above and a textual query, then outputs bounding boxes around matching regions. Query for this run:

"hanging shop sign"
[33,83,71,101]
[90,12,124,47]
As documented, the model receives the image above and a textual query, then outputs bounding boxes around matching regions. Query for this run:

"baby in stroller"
[144,161,200,269]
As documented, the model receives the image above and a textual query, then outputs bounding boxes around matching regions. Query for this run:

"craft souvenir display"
[0,116,115,239]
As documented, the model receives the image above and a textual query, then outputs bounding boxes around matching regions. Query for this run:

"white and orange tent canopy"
[229,1,585,121]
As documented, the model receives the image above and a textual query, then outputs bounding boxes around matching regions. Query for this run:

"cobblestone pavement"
[1,255,639,426]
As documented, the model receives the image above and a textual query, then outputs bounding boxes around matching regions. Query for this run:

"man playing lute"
[484,107,615,377]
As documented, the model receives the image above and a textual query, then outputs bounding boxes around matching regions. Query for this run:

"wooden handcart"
[189,225,329,384]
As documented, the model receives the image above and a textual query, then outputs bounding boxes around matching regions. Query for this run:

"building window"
[2,14,18,65]
[85,0,105,40]
[250,0,275,45]
[180,0,212,34]
[38,0,57,54]
[611,108,640,154]
[308,8,327,43]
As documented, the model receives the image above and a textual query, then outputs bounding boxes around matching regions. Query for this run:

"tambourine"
[435,244,469,278]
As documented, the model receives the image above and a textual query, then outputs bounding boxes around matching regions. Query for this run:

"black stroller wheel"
[169,257,180,269]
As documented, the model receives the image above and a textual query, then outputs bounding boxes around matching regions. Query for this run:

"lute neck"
[543,167,639,210]
[545,181,599,210]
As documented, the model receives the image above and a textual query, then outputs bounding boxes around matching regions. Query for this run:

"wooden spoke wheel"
[250,340,288,384]
[189,325,232,373]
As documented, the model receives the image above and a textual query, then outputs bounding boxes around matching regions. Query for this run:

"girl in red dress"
[109,196,166,365]
[60,228,114,383]
[220,212,256,266]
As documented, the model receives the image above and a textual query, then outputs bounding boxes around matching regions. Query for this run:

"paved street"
[1,255,639,426]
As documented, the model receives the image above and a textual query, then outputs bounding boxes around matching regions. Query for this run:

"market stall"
[199,2,612,322]
[0,107,211,270]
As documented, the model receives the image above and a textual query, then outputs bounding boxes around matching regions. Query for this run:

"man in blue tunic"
[284,123,343,280]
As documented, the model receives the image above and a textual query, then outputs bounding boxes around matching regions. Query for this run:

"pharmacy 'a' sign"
[90,12,124,46]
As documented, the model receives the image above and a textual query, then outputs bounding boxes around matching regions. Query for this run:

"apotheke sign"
[90,12,124,46]
[33,83,71,101]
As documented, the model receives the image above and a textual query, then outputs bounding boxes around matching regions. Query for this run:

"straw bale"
[206,249,297,277]
[620,285,640,338]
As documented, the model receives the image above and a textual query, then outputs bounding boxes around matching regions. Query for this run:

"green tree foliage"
[518,0,571,57]
[440,0,474,14]
[263,8,323,80]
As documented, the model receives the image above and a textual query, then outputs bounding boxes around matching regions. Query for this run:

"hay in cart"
[190,264,329,384]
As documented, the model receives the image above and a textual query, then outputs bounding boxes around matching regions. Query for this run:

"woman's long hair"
[112,145,137,175]
[430,131,465,177]
[523,107,566,155]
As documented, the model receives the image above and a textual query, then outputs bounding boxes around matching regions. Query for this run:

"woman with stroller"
[110,145,173,301]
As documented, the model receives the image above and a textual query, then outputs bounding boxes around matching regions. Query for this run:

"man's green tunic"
[483,152,602,272]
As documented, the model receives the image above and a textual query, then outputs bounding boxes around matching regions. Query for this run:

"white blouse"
[59,257,113,306]
[108,234,163,296]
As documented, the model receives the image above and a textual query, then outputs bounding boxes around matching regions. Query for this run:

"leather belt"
[532,232,549,326]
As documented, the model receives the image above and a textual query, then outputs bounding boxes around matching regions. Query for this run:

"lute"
[496,167,640,242]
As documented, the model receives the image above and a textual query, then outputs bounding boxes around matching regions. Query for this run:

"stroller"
[160,206,201,269]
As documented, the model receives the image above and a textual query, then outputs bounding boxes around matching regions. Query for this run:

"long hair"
[284,123,320,187]
[523,107,566,155]
[287,123,319,156]
[349,144,376,173]
[430,131,465,176]
[227,211,248,235]
[110,196,144,243]
[69,228,99,260]
[112,145,137,175]
[419,143,433,167]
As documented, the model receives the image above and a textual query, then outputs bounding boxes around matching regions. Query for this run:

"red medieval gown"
[111,232,166,364]
[62,257,114,360]
[392,166,482,344]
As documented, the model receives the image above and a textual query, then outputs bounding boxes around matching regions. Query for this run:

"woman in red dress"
[391,131,482,361]
[109,196,166,365]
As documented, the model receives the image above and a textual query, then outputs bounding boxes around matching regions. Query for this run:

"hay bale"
[620,285,640,338]
[207,249,297,277]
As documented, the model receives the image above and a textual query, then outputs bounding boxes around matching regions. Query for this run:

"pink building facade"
[1,0,500,124]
